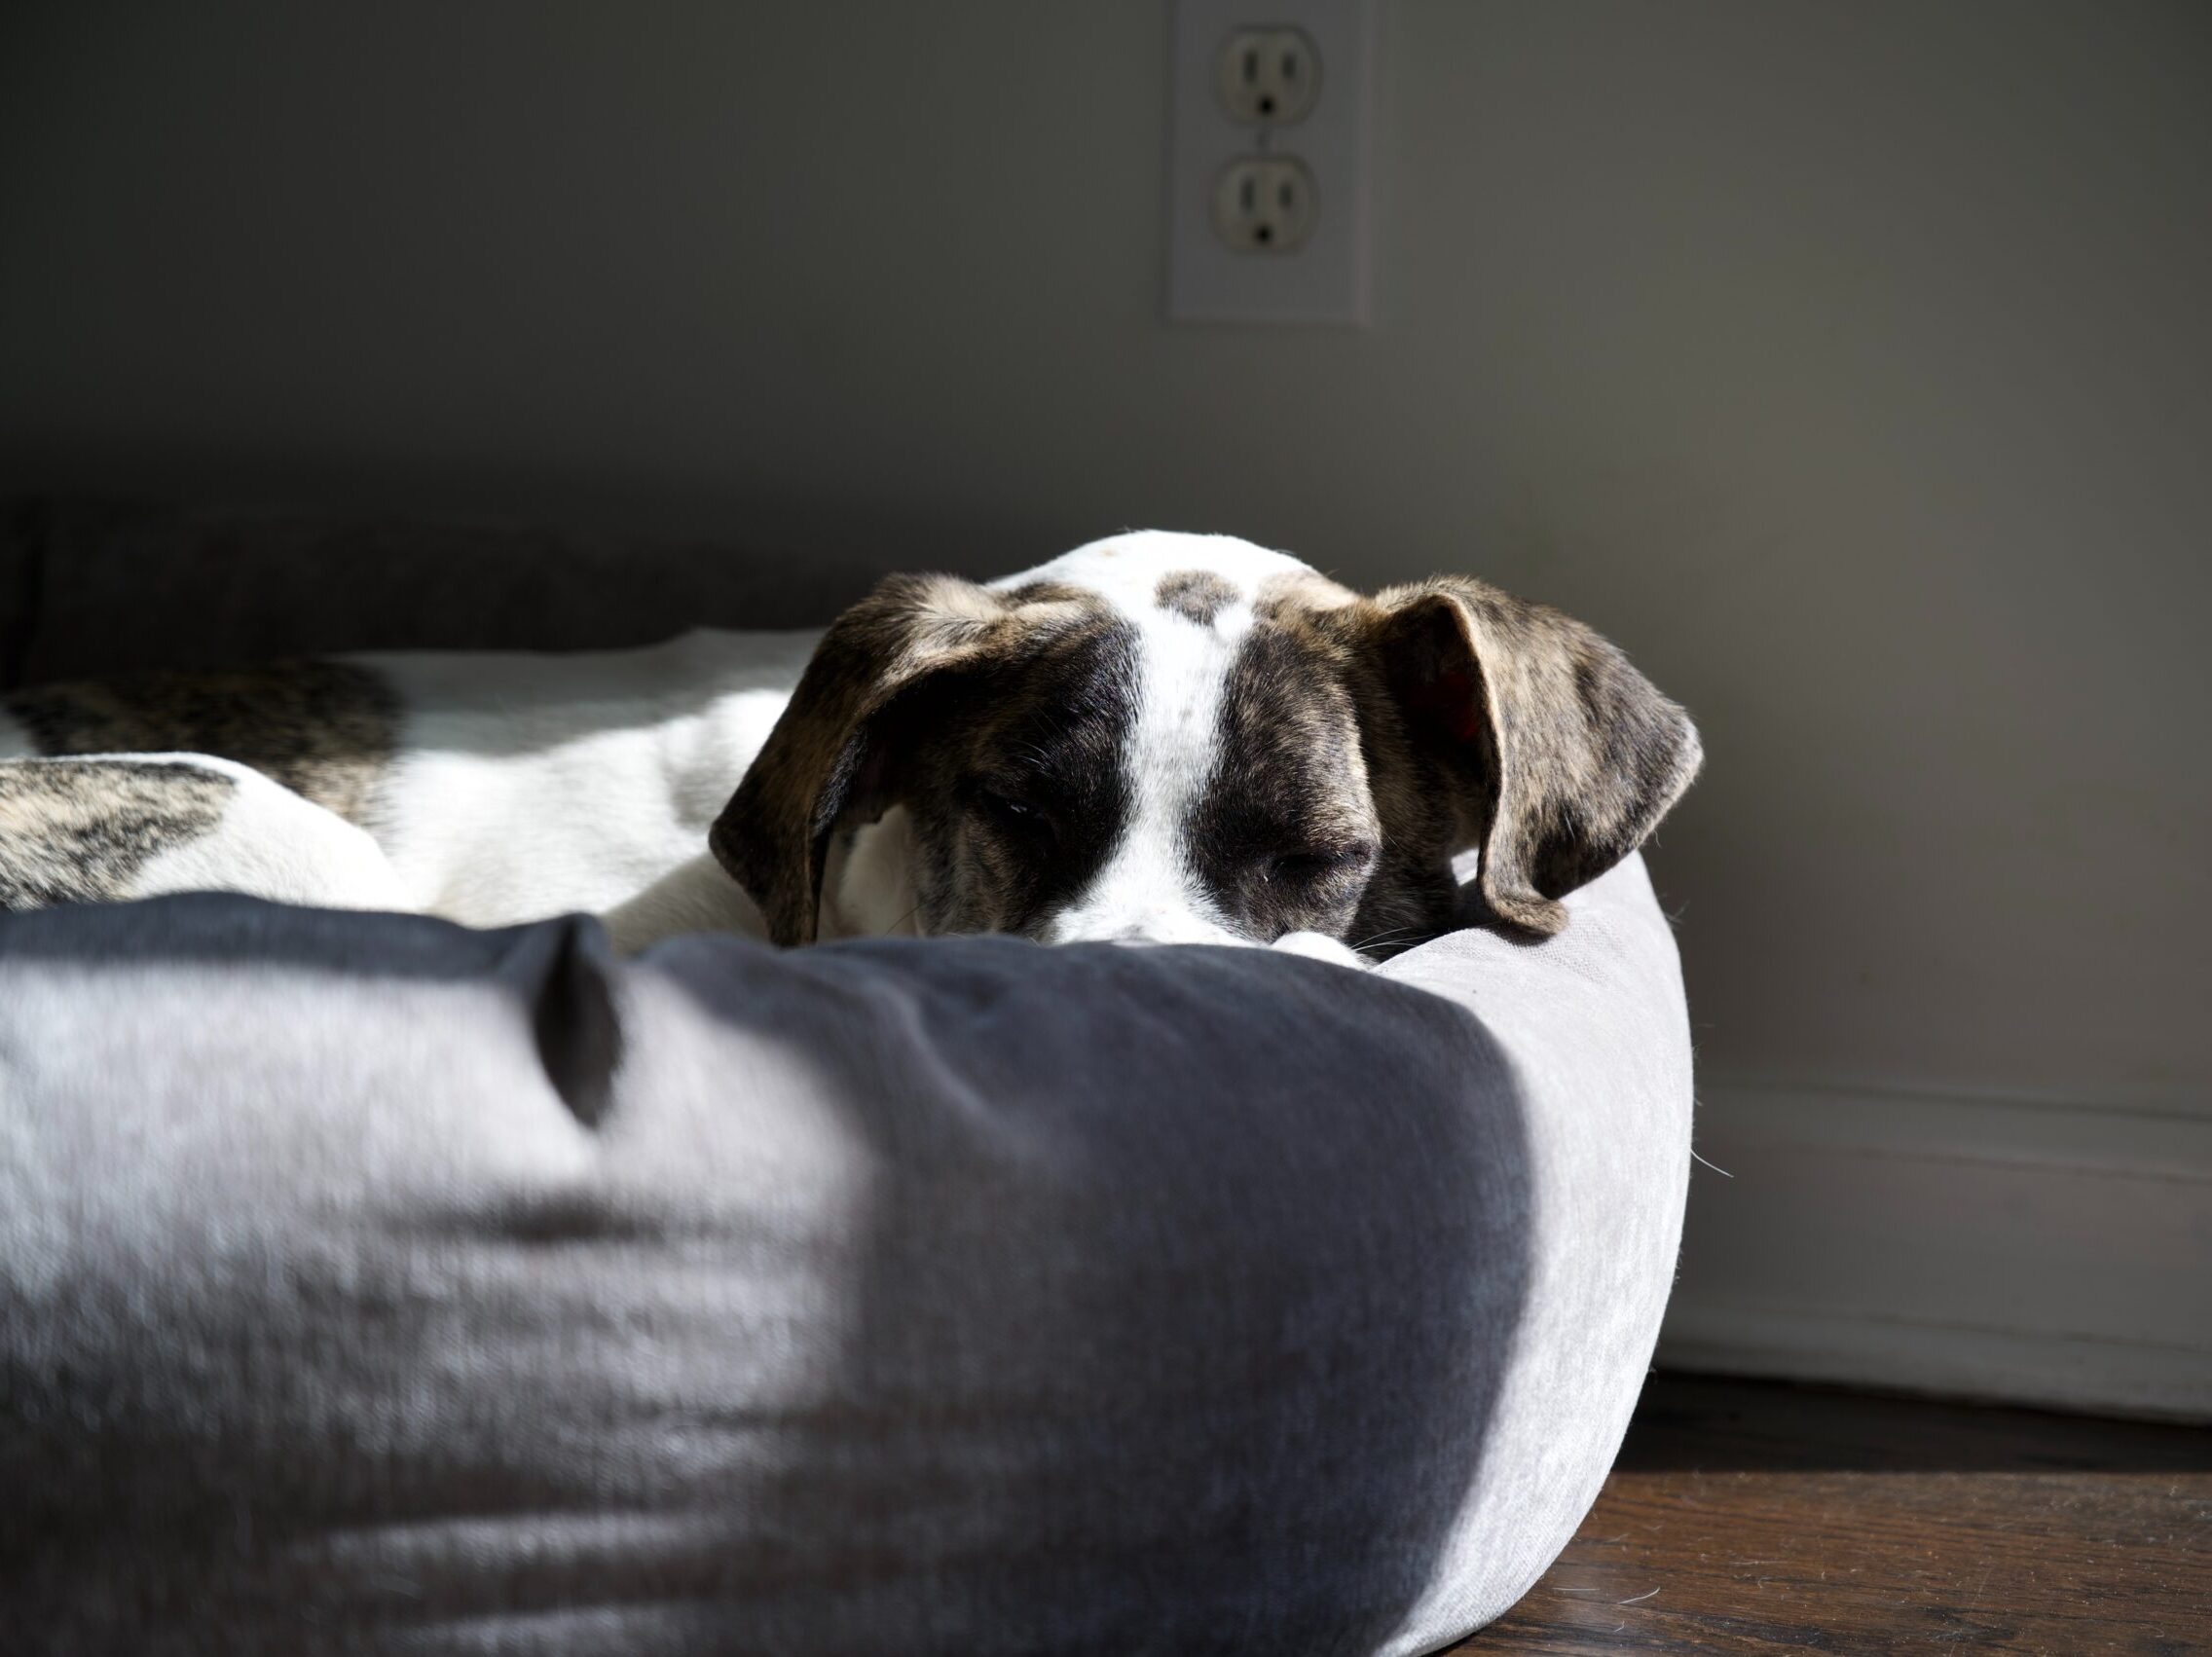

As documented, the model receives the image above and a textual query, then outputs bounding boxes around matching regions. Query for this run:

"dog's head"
[711,532,1700,955]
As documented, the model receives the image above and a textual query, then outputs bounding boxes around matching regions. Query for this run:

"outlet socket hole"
[1215,26,1321,127]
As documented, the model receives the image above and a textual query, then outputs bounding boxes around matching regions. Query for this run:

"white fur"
[823,805,924,940]
[601,850,767,955]
[985,531,1311,611]
[1033,571,1254,946]
[361,628,818,926]
[17,753,410,911]
[135,756,411,910]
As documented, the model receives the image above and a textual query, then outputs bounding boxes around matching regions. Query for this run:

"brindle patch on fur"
[4,661,399,826]
[0,759,235,909]
[1366,576,1702,936]
[887,620,1138,938]
[713,575,1136,943]
[1249,566,1456,954]
[995,579,1097,610]
[1206,588,1467,956]
[1254,569,1362,621]
[1243,568,1701,949]
[1155,570,1238,627]
[1188,621,1380,943]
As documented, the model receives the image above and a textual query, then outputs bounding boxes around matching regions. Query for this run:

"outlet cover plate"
[1167,0,1376,325]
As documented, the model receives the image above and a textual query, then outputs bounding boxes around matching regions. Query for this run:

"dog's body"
[0,630,806,945]
[0,532,1701,960]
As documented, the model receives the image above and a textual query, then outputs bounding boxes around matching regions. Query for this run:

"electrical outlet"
[1167,0,1375,324]
[1217,27,1321,125]
[1212,157,1318,252]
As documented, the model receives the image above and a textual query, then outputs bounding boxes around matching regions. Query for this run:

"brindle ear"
[709,572,1025,945]
[1372,577,1702,937]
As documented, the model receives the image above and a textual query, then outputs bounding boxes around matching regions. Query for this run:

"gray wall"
[4,2,2208,1120]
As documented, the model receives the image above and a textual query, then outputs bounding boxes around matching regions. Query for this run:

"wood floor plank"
[1449,1377,2212,1654]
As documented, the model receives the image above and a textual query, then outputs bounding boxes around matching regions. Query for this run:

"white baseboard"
[1659,1081,2212,1421]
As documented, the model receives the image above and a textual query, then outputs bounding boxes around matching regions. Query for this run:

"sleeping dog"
[0,531,1701,963]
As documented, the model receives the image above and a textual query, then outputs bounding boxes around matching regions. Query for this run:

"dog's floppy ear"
[710,573,1024,945]
[1370,577,1702,937]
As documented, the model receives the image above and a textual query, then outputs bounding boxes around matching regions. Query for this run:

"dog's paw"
[1271,930,1372,970]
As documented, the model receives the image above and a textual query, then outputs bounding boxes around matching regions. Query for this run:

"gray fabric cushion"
[0,856,1690,1656]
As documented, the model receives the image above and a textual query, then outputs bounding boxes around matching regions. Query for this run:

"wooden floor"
[1452,1375,2212,1654]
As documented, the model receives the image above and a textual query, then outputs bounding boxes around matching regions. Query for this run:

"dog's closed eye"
[1267,842,1377,886]
[967,778,1058,838]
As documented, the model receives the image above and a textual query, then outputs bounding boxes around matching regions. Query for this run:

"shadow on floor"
[1617,1372,2212,1473]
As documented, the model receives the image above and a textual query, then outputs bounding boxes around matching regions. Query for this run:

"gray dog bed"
[0,854,1690,1655]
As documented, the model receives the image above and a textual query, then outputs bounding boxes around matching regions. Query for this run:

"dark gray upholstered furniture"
[0,496,886,688]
